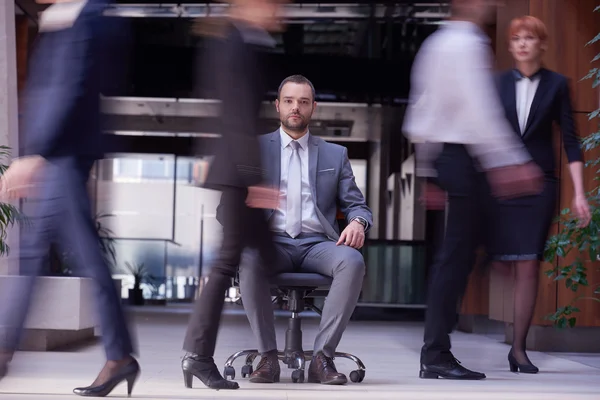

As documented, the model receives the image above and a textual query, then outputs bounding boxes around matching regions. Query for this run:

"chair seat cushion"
[270,272,332,288]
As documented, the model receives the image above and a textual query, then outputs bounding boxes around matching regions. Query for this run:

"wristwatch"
[351,217,368,231]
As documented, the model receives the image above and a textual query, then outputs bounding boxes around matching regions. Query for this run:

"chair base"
[223,349,366,383]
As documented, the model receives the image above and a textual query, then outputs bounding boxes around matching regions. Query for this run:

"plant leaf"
[587,32,600,46]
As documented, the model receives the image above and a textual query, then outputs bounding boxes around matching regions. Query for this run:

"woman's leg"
[511,259,540,365]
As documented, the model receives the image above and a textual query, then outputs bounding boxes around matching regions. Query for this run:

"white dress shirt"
[39,0,87,32]
[515,72,541,134]
[403,21,531,177]
[271,128,325,235]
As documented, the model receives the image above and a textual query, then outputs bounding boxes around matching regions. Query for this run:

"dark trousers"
[0,157,134,360]
[421,144,490,365]
[183,187,275,356]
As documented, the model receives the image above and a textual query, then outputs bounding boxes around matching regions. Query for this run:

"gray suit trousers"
[239,233,365,357]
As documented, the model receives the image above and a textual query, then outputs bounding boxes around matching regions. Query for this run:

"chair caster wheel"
[223,366,236,381]
[291,369,305,383]
[349,369,365,383]
[241,364,253,378]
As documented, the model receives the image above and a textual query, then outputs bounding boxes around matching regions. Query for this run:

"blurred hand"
[336,220,365,249]
[0,156,46,200]
[246,185,280,209]
[419,181,446,210]
[486,162,543,200]
[572,194,591,228]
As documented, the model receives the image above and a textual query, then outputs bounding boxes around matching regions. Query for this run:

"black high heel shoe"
[73,358,140,397]
[508,349,539,374]
[182,353,239,390]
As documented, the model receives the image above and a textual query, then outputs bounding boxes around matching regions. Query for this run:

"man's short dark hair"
[277,75,316,101]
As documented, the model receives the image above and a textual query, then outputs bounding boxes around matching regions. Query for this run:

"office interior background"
[4,0,600,345]
[12,0,444,309]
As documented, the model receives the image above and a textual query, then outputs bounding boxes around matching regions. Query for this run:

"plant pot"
[184,284,198,300]
[128,288,145,306]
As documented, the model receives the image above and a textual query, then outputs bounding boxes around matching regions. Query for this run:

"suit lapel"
[308,135,319,202]
[503,74,520,135]
[523,69,549,137]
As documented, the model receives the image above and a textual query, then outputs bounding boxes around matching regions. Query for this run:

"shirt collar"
[513,68,543,81]
[280,127,310,150]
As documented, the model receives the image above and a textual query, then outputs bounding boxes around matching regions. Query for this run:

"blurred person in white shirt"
[403,0,543,381]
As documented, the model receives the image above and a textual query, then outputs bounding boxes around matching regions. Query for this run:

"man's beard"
[282,117,308,132]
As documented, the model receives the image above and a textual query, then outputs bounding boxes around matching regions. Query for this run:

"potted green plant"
[0,145,24,257]
[543,4,600,328]
[123,261,158,306]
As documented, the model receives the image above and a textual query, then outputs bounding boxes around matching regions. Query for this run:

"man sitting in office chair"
[229,75,372,385]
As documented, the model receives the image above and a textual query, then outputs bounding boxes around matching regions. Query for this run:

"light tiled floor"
[0,305,598,399]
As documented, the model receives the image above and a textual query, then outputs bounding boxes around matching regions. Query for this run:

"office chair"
[223,272,366,383]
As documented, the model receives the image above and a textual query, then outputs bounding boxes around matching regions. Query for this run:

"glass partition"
[360,240,427,307]
[95,154,222,302]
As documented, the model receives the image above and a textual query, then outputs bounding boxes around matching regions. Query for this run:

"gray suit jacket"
[216,131,373,240]
[266,131,373,240]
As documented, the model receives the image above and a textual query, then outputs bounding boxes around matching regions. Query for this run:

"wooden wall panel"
[529,0,600,113]
[15,15,28,94]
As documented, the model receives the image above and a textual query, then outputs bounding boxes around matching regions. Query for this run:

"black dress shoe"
[508,349,539,374]
[420,358,486,380]
[181,353,239,390]
[73,358,140,397]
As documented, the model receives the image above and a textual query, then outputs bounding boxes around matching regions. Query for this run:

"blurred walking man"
[403,0,543,380]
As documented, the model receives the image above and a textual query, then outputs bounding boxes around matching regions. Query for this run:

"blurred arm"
[216,33,265,188]
[556,77,585,196]
[457,42,532,170]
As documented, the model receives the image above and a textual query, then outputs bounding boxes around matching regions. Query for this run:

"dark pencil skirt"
[486,178,558,261]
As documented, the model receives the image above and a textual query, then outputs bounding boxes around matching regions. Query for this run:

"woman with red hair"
[488,15,591,374]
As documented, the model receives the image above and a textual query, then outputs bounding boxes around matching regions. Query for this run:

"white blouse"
[515,72,541,135]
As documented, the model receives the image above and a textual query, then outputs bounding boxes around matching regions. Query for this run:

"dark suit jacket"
[21,0,128,163]
[217,131,373,241]
[496,68,583,178]
[198,21,274,190]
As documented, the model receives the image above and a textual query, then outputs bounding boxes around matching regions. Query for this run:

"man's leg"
[239,241,293,354]
[238,237,293,383]
[300,238,365,385]
[421,195,479,363]
[419,146,487,379]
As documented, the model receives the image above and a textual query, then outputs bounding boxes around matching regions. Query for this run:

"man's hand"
[246,185,280,209]
[336,220,365,249]
[572,193,591,228]
[486,162,543,200]
[0,156,46,200]
[420,181,446,210]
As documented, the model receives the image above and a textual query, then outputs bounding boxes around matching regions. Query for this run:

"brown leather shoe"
[307,352,347,385]
[249,351,280,383]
